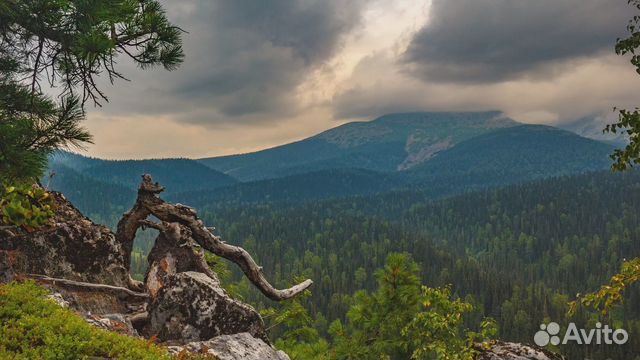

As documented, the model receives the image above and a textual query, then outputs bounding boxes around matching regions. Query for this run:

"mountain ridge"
[49,112,616,206]
[198,111,519,181]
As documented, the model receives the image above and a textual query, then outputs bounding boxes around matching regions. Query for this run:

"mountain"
[48,113,617,207]
[558,114,628,146]
[173,125,614,206]
[198,111,518,181]
[405,124,615,196]
[48,152,237,194]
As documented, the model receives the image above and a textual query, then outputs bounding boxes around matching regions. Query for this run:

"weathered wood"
[117,174,313,301]
[114,177,164,273]
[26,274,149,299]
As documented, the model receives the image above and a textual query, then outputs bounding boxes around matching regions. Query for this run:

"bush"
[0,184,55,229]
[0,281,171,360]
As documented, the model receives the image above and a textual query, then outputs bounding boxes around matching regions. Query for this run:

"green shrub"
[0,184,55,229]
[0,281,171,360]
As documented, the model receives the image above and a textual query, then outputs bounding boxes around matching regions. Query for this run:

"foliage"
[578,3,640,343]
[570,258,640,317]
[53,166,640,360]
[0,84,92,183]
[402,286,497,360]
[0,0,184,106]
[329,253,494,360]
[604,0,640,170]
[329,253,421,359]
[262,288,331,360]
[0,281,171,360]
[0,0,184,183]
[0,184,54,229]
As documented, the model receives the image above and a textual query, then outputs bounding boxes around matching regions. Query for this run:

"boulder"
[144,223,220,299]
[0,192,129,287]
[476,341,566,360]
[168,332,290,360]
[148,271,268,343]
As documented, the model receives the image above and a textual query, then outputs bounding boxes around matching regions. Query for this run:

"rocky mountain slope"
[49,112,616,208]
[199,111,518,181]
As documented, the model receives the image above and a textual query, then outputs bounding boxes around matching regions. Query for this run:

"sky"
[83,0,640,159]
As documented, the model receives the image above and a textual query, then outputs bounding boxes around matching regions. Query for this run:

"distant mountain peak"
[199,111,525,179]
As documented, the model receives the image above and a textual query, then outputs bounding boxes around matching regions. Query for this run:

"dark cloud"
[404,0,631,83]
[94,0,368,123]
[166,0,368,118]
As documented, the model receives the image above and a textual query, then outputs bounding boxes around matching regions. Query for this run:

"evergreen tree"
[0,0,184,183]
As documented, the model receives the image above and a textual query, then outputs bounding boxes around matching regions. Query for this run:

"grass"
[0,281,172,360]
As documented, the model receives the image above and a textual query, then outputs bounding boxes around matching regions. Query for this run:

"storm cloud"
[82,0,640,159]
[164,0,368,118]
[404,0,631,83]
[95,0,369,123]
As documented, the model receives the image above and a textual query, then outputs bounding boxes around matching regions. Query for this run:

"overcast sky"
[83,0,640,159]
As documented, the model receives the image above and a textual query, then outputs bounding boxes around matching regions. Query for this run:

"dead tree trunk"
[115,174,312,301]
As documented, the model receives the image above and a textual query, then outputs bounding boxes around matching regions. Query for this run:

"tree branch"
[26,274,149,299]
[118,174,313,301]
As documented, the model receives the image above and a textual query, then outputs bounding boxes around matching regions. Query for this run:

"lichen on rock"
[475,341,567,360]
[148,271,268,343]
[168,332,291,360]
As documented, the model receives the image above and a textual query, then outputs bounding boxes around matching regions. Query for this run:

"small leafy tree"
[576,0,640,315]
[0,184,55,229]
[329,253,496,360]
[570,258,640,316]
[262,288,332,360]
[604,0,640,170]
[329,253,421,360]
[403,286,497,360]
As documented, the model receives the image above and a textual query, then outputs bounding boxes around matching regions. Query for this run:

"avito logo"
[534,322,628,346]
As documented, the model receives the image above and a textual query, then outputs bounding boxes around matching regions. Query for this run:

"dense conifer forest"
[52,168,640,359]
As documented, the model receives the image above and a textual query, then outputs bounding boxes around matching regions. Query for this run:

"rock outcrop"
[0,182,291,359]
[148,271,267,343]
[0,192,130,287]
[168,333,291,360]
[476,341,567,360]
[0,251,14,283]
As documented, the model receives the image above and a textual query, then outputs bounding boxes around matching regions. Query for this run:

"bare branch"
[117,174,313,301]
[26,274,149,299]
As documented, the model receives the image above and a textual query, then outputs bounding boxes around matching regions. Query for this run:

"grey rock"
[47,292,70,308]
[168,332,290,360]
[145,225,220,299]
[0,192,129,287]
[86,313,139,337]
[475,341,566,360]
[149,271,268,343]
[0,251,15,283]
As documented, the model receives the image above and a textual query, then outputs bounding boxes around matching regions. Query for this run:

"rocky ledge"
[476,341,567,360]
[0,189,287,360]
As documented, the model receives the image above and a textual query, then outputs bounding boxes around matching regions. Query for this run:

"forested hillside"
[198,111,518,181]
[48,152,237,195]
[49,115,615,207]
[56,166,640,360]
